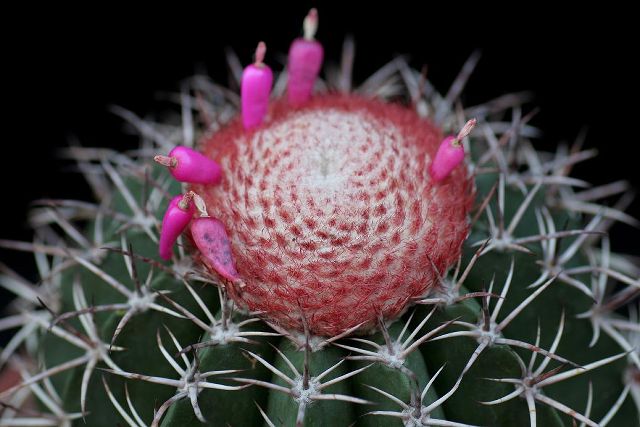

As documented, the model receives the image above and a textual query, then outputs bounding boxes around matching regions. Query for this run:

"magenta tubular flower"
[287,8,323,106]
[241,41,273,129]
[189,194,240,282]
[159,193,196,260]
[154,145,222,185]
[429,119,477,182]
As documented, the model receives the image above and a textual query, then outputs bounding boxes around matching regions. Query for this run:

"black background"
[2,3,638,285]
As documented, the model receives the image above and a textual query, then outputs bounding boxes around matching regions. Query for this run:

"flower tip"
[177,191,195,210]
[192,192,210,218]
[153,155,176,168]
[303,8,319,40]
[255,41,267,65]
[457,118,478,141]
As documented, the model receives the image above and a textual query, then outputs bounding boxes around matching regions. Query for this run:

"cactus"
[1,10,639,427]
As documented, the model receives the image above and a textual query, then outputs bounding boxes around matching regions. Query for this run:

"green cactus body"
[1,13,639,427]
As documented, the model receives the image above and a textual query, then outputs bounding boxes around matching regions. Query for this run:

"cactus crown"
[1,10,639,427]
[194,93,474,336]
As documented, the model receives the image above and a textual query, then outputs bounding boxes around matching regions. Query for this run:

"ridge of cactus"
[1,9,639,427]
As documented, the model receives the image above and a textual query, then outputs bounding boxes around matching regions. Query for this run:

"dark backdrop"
[2,4,638,286]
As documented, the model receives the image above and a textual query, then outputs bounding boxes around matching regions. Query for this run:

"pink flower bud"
[429,119,477,183]
[287,9,323,106]
[241,41,273,130]
[154,146,222,185]
[429,136,465,182]
[190,194,240,282]
[159,193,195,260]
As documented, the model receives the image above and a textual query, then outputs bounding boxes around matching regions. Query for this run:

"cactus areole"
[191,94,474,336]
